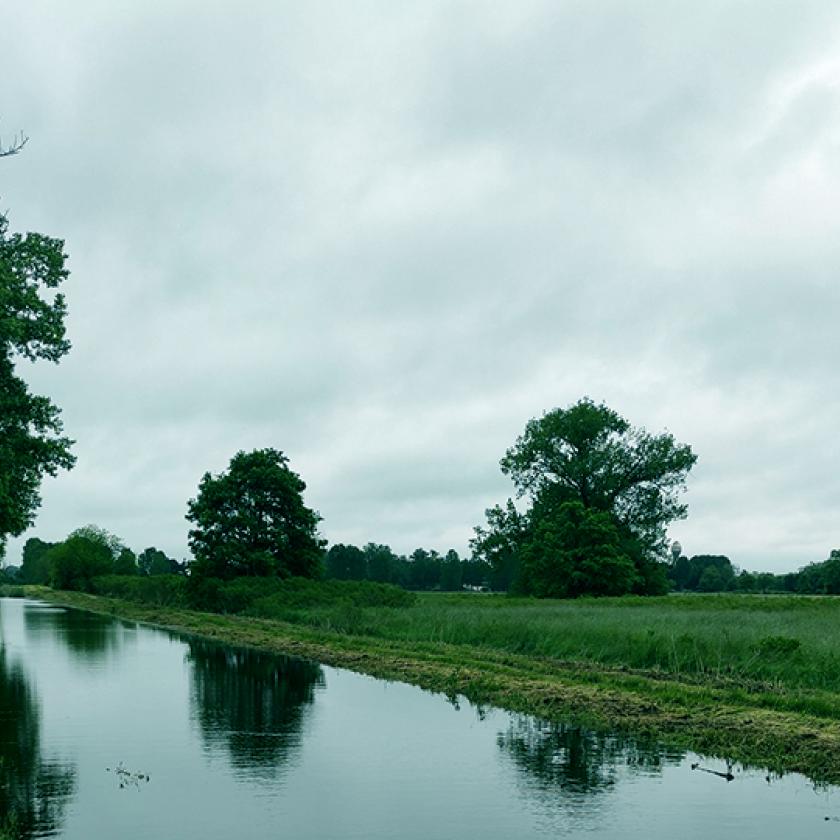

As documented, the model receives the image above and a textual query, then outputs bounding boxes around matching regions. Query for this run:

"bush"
[89,573,415,617]
[49,536,114,592]
[92,575,187,606]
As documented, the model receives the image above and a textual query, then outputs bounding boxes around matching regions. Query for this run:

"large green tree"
[186,449,324,580]
[474,398,697,596]
[0,212,75,558]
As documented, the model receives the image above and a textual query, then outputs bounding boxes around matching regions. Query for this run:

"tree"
[439,549,463,591]
[48,535,114,592]
[0,212,75,558]
[137,546,175,576]
[19,537,57,584]
[113,547,138,576]
[519,502,639,598]
[325,543,367,580]
[186,449,324,580]
[0,130,28,158]
[363,543,398,584]
[470,499,527,592]
[474,398,696,597]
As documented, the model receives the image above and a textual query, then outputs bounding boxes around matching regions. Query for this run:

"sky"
[1,1,839,573]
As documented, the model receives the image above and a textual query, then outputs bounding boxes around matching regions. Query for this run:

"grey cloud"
[2,1,839,570]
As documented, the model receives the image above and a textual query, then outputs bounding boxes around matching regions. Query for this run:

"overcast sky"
[2,1,839,573]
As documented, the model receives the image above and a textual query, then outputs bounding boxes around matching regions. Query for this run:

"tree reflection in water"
[0,646,75,839]
[23,605,123,666]
[498,716,684,795]
[186,640,324,781]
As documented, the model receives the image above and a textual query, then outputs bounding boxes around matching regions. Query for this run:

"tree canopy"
[474,398,697,597]
[186,449,324,580]
[0,212,75,557]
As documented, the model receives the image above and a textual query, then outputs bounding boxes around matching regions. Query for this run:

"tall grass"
[279,592,840,694]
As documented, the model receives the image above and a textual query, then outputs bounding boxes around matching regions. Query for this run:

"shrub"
[92,575,187,606]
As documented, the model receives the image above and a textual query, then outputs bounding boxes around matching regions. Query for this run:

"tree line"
[7,526,184,592]
[667,550,840,595]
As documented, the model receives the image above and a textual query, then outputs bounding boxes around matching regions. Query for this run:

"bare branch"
[0,131,29,158]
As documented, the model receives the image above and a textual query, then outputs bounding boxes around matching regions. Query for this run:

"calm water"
[1,598,838,839]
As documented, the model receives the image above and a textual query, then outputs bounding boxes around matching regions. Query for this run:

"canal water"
[0,597,837,839]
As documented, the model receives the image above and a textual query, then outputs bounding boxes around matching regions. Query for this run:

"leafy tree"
[48,535,114,592]
[461,556,492,588]
[186,449,324,581]
[138,546,176,576]
[470,499,527,592]
[519,502,639,597]
[697,565,725,592]
[363,543,398,584]
[796,550,840,594]
[439,549,463,591]
[0,213,75,558]
[325,543,367,581]
[113,547,138,576]
[19,537,57,584]
[475,399,696,597]
[68,524,125,558]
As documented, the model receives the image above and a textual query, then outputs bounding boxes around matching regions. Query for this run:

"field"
[26,586,840,782]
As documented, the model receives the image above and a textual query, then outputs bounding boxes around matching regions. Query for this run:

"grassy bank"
[25,586,840,784]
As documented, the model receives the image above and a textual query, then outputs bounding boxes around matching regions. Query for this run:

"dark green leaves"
[476,398,697,597]
[0,212,75,555]
[186,448,324,581]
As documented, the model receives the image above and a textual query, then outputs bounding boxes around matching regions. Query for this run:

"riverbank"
[27,587,840,784]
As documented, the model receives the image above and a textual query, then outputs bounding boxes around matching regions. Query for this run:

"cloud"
[2,1,839,571]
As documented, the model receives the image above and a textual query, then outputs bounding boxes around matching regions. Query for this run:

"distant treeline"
[323,544,494,591]
[668,551,840,595]
[5,525,840,599]
[1,527,494,594]
[4,527,185,592]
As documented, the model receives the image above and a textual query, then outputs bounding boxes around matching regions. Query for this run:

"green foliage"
[248,578,415,612]
[19,537,56,584]
[48,536,114,592]
[796,551,840,594]
[68,525,124,558]
[323,543,472,592]
[113,548,138,576]
[137,546,176,576]
[519,502,638,597]
[470,500,524,592]
[474,399,697,597]
[0,213,75,556]
[325,543,366,580]
[439,549,463,592]
[92,574,187,606]
[186,449,324,581]
[363,543,398,583]
[90,573,414,617]
[669,554,735,592]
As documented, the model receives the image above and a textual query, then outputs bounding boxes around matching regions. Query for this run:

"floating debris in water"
[106,762,150,790]
[690,761,734,782]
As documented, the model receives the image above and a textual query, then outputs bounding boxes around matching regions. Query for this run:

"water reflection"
[498,717,684,794]
[23,606,123,665]
[0,646,75,839]
[186,640,325,781]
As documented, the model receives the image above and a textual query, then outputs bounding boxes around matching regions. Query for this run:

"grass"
[22,586,840,783]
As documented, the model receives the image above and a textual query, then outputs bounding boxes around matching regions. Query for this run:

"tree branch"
[0,131,29,158]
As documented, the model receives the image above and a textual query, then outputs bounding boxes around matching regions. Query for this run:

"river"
[0,597,837,838]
